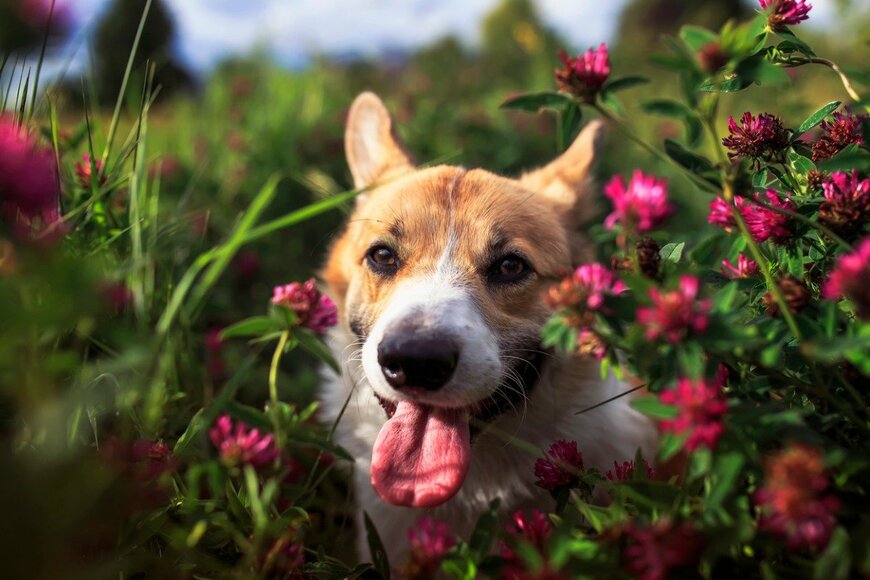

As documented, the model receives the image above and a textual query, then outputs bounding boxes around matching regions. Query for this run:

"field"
[0,0,868,578]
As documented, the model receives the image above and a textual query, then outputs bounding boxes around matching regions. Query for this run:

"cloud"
[62,0,840,73]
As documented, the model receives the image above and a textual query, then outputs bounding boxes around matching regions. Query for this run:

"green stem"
[594,105,717,192]
[807,58,865,106]
[731,208,803,341]
[269,331,290,404]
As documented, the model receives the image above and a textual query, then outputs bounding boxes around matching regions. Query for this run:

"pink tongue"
[371,401,471,508]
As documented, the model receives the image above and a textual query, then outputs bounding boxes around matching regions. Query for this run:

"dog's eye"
[366,245,399,275]
[488,254,533,284]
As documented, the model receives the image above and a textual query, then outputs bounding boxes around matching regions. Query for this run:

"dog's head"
[322,92,603,508]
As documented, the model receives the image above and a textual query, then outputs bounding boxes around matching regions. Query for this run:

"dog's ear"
[519,120,604,227]
[345,92,413,194]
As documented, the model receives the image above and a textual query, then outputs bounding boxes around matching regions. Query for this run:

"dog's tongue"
[371,401,470,508]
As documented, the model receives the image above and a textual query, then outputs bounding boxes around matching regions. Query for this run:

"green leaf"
[602,75,649,94]
[173,409,204,457]
[817,145,870,172]
[658,432,686,461]
[641,99,690,119]
[364,512,391,580]
[664,139,715,175]
[631,396,678,419]
[220,316,282,340]
[468,499,500,561]
[707,452,745,513]
[558,102,582,151]
[659,242,685,264]
[500,91,574,113]
[814,528,851,580]
[680,25,718,52]
[295,328,341,373]
[796,101,841,135]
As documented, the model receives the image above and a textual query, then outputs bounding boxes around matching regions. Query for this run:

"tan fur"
[319,93,659,563]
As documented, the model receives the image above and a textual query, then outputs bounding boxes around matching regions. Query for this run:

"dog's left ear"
[519,120,604,228]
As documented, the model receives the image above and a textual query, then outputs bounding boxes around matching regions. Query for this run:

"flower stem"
[269,330,290,404]
[807,58,865,107]
[593,105,716,192]
[731,209,803,340]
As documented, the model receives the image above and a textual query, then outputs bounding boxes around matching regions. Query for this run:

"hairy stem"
[269,331,290,404]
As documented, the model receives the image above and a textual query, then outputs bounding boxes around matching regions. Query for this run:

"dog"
[319,92,659,564]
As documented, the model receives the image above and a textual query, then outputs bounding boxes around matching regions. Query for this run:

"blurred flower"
[234,250,261,283]
[99,280,134,312]
[0,115,63,239]
[577,327,607,360]
[102,437,176,482]
[605,459,655,482]
[209,415,279,470]
[205,327,226,381]
[636,237,661,279]
[763,274,812,316]
[501,510,566,580]
[722,253,759,279]
[261,535,305,576]
[818,170,870,241]
[545,263,625,313]
[636,275,711,344]
[708,196,736,231]
[74,154,105,190]
[812,110,866,162]
[272,278,338,333]
[604,170,675,233]
[659,378,727,451]
[722,112,789,160]
[405,517,455,578]
[555,44,610,101]
[823,236,870,319]
[755,443,839,550]
[534,439,584,492]
[742,189,795,244]
[759,0,812,28]
[697,42,729,73]
[622,519,704,580]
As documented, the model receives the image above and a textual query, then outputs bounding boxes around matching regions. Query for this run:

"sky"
[57,0,838,74]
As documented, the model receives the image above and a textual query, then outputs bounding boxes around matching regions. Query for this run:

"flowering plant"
[0,1,867,579]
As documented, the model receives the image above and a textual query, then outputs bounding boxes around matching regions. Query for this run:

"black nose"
[377,333,459,391]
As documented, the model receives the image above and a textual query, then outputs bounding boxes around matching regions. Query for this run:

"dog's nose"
[377,334,459,391]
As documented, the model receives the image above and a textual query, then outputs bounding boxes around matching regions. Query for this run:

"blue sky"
[60,0,838,73]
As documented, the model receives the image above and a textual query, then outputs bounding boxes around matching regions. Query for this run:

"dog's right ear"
[345,92,413,195]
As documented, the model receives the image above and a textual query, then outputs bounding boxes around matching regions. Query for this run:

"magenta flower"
[637,275,711,344]
[605,459,655,482]
[659,378,727,451]
[722,112,789,159]
[819,170,870,240]
[272,278,338,333]
[708,196,736,231]
[721,253,760,279]
[742,189,795,244]
[74,153,105,189]
[823,236,870,319]
[759,0,812,28]
[555,43,610,101]
[99,280,134,312]
[407,517,455,575]
[812,110,866,161]
[623,519,704,580]
[754,443,839,551]
[544,263,625,312]
[501,509,564,579]
[0,115,62,238]
[604,170,675,233]
[210,415,279,470]
[534,439,584,492]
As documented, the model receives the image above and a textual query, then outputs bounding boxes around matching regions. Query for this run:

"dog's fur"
[319,92,658,563]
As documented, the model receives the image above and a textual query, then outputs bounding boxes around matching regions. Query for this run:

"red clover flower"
[534,439,584,492]
[812,110,866,162]
[722,112,789,160]
[272,278,338,333]
[823,236,870,319]
[555,43,610,101]
[636,275,711,344]
[604,170,675,234]
[209,415,279,470]
[759,0,812,28]
[659,378,727,451]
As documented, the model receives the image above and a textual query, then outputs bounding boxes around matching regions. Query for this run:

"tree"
[92,0,191,104]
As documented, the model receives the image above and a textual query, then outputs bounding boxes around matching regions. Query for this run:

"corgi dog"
[320,92,658,563]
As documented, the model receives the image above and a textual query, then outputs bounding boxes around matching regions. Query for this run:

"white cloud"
[59,0,841,73]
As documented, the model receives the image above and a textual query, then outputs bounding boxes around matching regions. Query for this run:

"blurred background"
[0,1,868,575]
